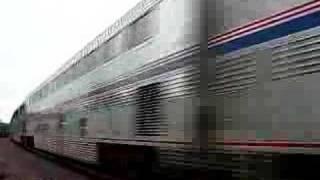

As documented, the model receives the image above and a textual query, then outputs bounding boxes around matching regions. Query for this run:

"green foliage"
[0,122,9,137]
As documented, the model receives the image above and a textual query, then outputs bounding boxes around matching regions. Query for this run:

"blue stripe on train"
[210,10,320,54]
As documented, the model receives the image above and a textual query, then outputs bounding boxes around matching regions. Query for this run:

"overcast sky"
[0,0,141,123]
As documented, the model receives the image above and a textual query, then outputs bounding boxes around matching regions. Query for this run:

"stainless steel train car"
[11,0,204,175]
[10,0,320,178]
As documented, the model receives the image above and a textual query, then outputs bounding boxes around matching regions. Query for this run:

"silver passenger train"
[10,0,320,177]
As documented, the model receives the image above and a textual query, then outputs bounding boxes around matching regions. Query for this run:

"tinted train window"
[102,29,129,61]
[35,123,49,134]
[128,7,159,49]
[79,118,88,137]
[22,121,27,133]
[57,117,66,133]
[135,82,164,136]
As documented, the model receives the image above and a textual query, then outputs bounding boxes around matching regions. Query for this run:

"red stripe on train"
[208,0,320,44]
[218,140,320,148]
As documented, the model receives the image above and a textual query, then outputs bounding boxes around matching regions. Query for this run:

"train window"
[135,82,164,136]
[79,118,88,137]
[128,7,159,49]
[102,28,129,62]
[57,117,66,134]
[35,123,49,134]
[42,124,49,134]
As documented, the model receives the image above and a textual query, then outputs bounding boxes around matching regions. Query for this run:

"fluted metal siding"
[34,135,97,162]
[210,53,257,95]
[272,30,320,80]
[209,1,320,156]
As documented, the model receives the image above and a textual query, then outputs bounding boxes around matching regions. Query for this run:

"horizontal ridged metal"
[34,135,97,162]
[210,52,257,95]
[272,32,320,80]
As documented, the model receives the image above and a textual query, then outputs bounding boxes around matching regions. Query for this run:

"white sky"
[0,0,141,123]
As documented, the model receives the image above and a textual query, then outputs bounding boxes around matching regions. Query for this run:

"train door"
[135,82,165,137]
